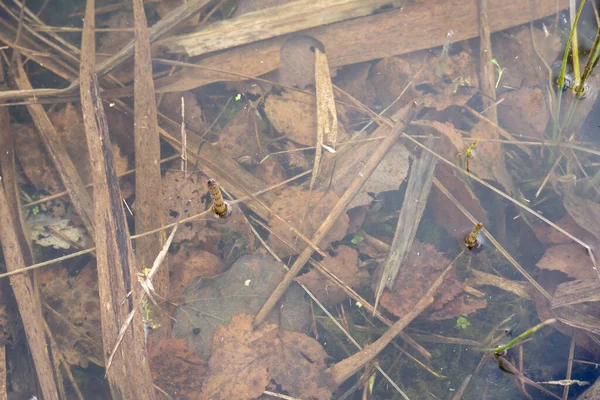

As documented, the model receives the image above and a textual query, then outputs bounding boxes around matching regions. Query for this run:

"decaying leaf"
[296,246,368,307]
[324,141,410,209]
[536,244,598,280]
[498,87,549,138]
[200,313,333,400]
[264,90,348,147]
[173,254,310,360]
[39,262,103,367]
[169,246,225,299]
[377,242,486,320]
[267,186,349,257]
[530,214,593,246]
[214,108,261,162]
[27,213,91,249]
[159,92,206,134]
[150,339,206,399]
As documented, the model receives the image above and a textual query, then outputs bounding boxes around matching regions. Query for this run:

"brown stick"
[0,180,60,399]
[327,255,458,386]
[79,0,156,396]
[132,0,170,341]
[253,101,421,328]
[0,346,5,400]
[478,0,498,123]
[10,59,95,237]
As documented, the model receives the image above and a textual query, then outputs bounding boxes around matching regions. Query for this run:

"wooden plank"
[154,0,401,56]
[154,0,568,93]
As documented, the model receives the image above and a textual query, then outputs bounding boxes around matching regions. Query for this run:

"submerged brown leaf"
[536,244,598,280]
[200,313,333,400]
[296,245,369,307]
[267,186,349,257]
[150,339,206,399]
[378,242,486,320]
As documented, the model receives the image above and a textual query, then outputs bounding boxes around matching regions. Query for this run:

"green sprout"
[491,58,506,88]
[31,205,40,215]
[234,93,242,101]
[456,316,471,330]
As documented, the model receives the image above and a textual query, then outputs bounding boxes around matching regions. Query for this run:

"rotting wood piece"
[154,0,401,57]
[79,0,156,396]
[132,0,171,342]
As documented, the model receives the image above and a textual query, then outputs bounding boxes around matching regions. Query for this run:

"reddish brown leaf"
[536,243,598,280]
[150,339,206,399]
[201,314,333,400]
[296,245,369,307]
[267,186,349,257]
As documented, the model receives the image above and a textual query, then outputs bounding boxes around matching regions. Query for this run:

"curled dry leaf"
[173,254,310,360]
[150,339,206,399]
[296,245,369,307]
[536,244,598,280]
[264,90,348,147]
[201,313,333,400]
[377,242,486,320]
[267,186,349,257]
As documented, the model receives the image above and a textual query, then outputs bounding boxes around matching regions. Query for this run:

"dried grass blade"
[79,0,155,395]
[132,0,170,340]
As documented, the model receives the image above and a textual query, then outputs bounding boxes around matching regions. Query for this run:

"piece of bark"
[11,59,95,238]
[79,0,156,396]
[0,182,60,399]
[375,138,437,308]
[154,0,568,93]
[132,0,170,342]
[154,0,401,56]
[254,102,421,327]
[0,345,5,400]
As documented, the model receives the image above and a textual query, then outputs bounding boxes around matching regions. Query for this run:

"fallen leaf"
[39,262,103,367]
[200,313,333,400]
[536,244,598,280]
[468,121,515,194]
[13,123,62,193]
[498,87,549,139]
[429,165,488,240]
[173,254,310,360]
[214,109,261,162]
[159,92,206,134]
[169,246,225,299]
[27,213,91,249]
[325,141,410,209]
[377,242,485,320]
[150,339,206,399]
[530,214,592,246]
[264,90,348,147]
[296,246,369,307]
[267,186,349,257]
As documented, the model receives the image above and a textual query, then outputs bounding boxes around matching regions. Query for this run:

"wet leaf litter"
[1,0,600,398]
